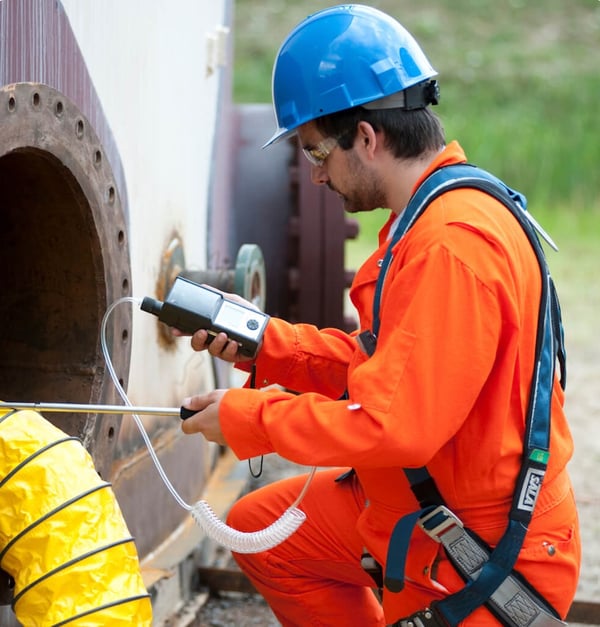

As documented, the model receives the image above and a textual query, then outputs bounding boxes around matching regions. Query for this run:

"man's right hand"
[171,327,260,364]
[169,287,264,363]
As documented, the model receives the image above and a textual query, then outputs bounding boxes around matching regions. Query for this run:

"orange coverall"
[220,142,581,625]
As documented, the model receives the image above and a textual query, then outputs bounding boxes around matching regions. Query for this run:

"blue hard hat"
[264,4,438,147]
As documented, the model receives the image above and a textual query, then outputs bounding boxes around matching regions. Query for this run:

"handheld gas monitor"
[141,276,269,358]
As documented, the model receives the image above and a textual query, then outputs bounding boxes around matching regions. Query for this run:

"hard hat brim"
[262,126,294,149]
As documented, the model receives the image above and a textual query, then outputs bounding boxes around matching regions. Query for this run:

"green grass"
[233,0,600,323]
[234,0,599,210]
[342,197,600,345]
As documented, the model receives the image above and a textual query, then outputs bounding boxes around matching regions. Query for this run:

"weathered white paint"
[59,1,232,406]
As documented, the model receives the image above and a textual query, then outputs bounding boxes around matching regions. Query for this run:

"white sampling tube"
[101,297,314,553]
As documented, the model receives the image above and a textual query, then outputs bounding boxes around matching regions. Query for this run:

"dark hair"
[314,106,445,160]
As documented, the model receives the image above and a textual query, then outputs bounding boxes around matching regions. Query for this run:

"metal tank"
[0,0,357,623]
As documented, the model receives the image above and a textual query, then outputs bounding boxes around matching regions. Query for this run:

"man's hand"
[170,287,262,363]
[180,390,228,445]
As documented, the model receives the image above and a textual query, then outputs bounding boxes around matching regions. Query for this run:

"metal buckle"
[361,552,383,589]
[417,505,463,543]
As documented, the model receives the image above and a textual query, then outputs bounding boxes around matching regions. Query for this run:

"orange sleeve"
[237,317,357,397]
[220,199,511,469]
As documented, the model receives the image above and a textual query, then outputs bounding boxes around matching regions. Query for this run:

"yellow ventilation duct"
[0,407,152,626]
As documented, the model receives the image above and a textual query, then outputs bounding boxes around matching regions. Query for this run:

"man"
[180,5,580,625]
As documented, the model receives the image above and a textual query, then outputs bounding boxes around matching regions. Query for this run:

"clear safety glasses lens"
[302,137,338,167]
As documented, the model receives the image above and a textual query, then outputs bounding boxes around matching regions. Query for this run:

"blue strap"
[403,466,434,485]
[379,164,564,625]
[372,164,527,338]
[384,506,436,593]
[403,467,445,508]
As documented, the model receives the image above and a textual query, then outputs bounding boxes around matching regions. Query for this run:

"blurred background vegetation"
[233,0,599,335]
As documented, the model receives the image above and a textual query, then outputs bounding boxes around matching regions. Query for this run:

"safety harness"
[360,163,568,626]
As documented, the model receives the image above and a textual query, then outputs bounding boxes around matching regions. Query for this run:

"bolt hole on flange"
[0,82,132,472]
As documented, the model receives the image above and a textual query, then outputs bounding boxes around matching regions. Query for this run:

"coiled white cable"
[191,476,312,553]
[101,296,314,553]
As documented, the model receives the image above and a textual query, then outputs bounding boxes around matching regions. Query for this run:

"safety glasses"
[302,136,338,167]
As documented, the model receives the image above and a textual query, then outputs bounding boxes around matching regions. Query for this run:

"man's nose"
[310,164,328,185]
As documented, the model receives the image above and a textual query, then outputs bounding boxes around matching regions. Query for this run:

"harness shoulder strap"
[377,164,566,626]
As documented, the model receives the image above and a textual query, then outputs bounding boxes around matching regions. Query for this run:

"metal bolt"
[547,544,556,556]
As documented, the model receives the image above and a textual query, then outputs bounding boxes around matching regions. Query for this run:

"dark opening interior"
[0,148,104,411]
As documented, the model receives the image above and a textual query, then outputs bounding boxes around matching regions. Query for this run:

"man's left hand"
[180,390,228,445]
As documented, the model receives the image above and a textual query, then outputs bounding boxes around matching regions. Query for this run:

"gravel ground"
[565,344,600,603]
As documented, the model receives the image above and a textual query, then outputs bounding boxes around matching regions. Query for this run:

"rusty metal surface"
[0,0,208,576]
[230,104,358,330]
[567,600,600,625]
[197,567,258,595]
[229,104,295,319]
[0,82,131,479]
[291,146,358,332]
[111,429,211,559]
[0,0,129,214]
[0,0,132,480]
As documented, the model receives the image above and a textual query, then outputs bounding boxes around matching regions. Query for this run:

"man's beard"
[329,153,387,214]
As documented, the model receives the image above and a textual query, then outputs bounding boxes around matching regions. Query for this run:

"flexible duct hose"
[0,407,152,626]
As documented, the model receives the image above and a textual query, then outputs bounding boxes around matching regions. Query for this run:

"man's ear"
[356,121,379,159]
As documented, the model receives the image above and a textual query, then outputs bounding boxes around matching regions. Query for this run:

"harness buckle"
[417,505,463,543]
